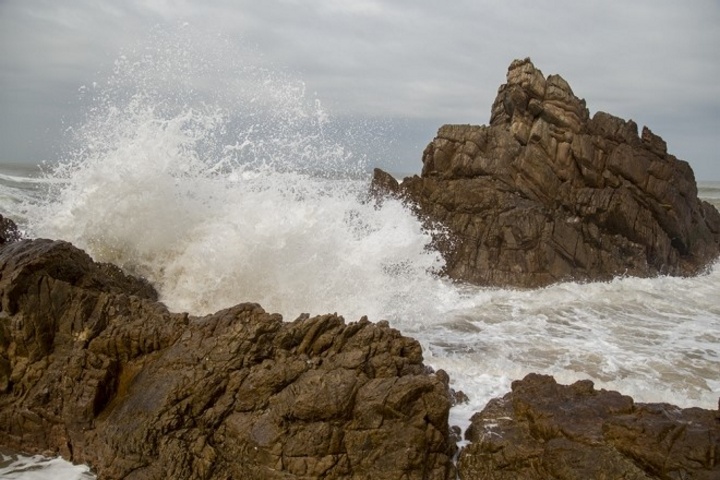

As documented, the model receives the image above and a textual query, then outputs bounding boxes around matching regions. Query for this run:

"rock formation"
[457,374,720,480]
[374,58,720,287]
[0,239,456,479]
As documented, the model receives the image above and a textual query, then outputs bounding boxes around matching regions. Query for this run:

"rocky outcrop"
[0,239,456,479]
[457,374,720,480]
[374,58,720,287]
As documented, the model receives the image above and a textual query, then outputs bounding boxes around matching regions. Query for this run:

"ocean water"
[1,27,719,478]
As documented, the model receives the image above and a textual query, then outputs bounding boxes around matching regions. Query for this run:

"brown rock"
[373,58,720,288]
[370,167,401,199]
[0,239,456,479]
[457,374,720,480]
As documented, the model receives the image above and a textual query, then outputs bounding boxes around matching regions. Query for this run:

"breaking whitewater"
[1,28,719,479]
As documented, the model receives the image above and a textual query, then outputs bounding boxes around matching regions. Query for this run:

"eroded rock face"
[457,374,720,480]
[374,58,720,287]
[0,239,456,479]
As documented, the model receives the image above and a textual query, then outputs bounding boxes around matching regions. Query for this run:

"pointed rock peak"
[504,58,575,98]
[641,125,668,156]
[490,58,589,134]
[506,57,546,99]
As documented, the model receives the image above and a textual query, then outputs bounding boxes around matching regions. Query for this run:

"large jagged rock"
[0,239,456,479]
[457,374,720,480]
[374,58,720,287]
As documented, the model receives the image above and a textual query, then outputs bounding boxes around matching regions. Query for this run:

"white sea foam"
[8,24,720,478]
[414,268,720,435]
[0,451,93,480]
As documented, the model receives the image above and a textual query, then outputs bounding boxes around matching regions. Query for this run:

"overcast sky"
[1,0,719,178]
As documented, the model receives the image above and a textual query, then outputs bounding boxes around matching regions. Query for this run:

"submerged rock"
[0,239,456,479]
[374,58,720,287]
[457,374,720,480]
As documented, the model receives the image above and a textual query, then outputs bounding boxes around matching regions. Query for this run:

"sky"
[1,0,719,179]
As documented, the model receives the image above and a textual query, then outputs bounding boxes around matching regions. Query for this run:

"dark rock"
[370,167,401,199]
[0,239,456,479]
[373,58,720,288]
[457,374,720,480]
[0,215,21,244]
[451,389,469,406]
[433,368,468,407]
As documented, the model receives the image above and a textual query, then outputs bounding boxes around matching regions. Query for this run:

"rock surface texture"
[457,374,720,480]
[374,58,720,287]
[0,239,456,479]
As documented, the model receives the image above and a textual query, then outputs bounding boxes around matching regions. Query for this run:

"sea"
[1,27,719,479]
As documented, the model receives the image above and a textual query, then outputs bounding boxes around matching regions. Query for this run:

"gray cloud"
[1,0,719,178]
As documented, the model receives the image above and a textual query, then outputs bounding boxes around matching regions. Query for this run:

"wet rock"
[0,239,456,479]
[370,167,401,199]
[457,374,720,480]
[0,215,21,244]
[373,58,720,288]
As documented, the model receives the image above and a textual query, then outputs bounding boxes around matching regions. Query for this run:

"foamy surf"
[0,451,93,480]
[22,33,446,323]
[414,266,720,434]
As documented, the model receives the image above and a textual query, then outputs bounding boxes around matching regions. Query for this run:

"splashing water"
[24,26,446,322]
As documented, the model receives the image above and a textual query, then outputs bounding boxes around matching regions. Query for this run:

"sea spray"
[23,25,449,322]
